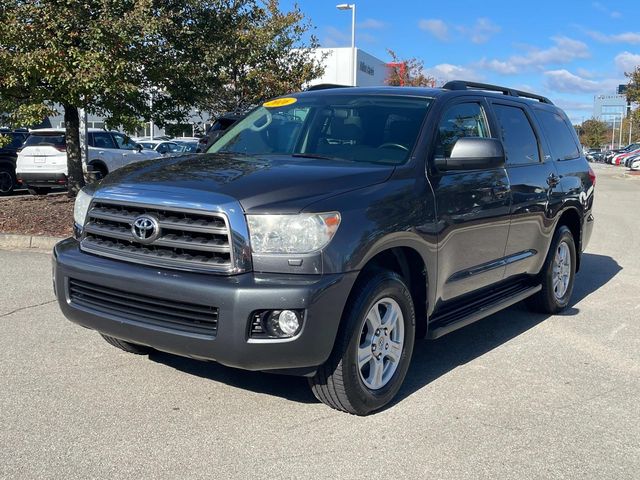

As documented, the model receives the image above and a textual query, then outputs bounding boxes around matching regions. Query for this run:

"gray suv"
[54,81,595,415]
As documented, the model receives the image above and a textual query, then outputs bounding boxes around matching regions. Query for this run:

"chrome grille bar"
[80,200,234,273]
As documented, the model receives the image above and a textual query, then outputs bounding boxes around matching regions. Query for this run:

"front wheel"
[309,270,415,415]
[527,225,576,314]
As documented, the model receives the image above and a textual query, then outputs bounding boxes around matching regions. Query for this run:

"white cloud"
[418,19,449,41]
[614,52,640,73]
[554,99,593,112]
[457,18,501,44]
[423,63,483,83]
[543,69,619,94]
[358,18,385,29]
[592,2,622,19]
[586,30,640,44]
[419,17,500,44]
[477,36,590,75]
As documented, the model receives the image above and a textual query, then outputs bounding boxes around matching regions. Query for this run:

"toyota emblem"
[131,214,161,244]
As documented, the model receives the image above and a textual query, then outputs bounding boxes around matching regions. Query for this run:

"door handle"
[492,184,510,199]
[547,173,561,187]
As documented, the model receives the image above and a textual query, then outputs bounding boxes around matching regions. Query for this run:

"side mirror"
[435,137,505,171]
[136,144,143,152]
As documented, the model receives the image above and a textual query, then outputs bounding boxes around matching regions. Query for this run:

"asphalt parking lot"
[1,163,638,479]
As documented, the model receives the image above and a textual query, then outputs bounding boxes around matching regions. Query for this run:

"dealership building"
[308,48,390,88]
[593,85,632,126]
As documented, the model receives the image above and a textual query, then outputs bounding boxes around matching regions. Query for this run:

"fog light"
[276,310,300,336]
[250,309,304,338]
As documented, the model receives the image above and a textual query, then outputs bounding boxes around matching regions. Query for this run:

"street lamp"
[336,3,356,87]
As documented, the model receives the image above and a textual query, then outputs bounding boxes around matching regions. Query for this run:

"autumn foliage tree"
[579,118,609,148]
[0,0,323,195]
[385,49,435,87]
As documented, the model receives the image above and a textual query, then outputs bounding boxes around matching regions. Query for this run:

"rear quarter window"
[535,110,580,161]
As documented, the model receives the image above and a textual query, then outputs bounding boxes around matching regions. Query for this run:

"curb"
[0,233,63,251]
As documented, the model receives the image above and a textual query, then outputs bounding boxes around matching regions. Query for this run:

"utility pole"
[618,113,623,148]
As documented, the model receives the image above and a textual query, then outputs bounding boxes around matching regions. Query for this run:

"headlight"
[247,212,341,254]
[73,188,93,227]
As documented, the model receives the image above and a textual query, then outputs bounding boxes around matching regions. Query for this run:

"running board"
[427,284,542,339]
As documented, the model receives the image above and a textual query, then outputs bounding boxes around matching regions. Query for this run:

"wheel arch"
[350,245,429,339]
[88,159,108,173]
[555,206,582,272]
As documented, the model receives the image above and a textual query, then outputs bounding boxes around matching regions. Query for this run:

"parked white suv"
[16,128,162,194]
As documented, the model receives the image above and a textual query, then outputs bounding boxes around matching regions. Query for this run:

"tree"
[625,66,640,104]
[385,49,435,87]
[579,118,609,148]
[0,0,322,195]
[196,0,323,115]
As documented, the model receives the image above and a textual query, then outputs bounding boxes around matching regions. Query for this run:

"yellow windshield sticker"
[263,97,297,108]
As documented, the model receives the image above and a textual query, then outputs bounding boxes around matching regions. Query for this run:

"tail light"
[588,166,596,187]
[54,145,67,152]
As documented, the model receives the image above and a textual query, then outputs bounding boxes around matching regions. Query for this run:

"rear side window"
[23,133,66,148]
[493,104,540,165]
[535,110,580,161]
[90,132,117,149]
[435,102,490,158]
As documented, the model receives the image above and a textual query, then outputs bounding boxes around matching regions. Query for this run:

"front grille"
[68,279,218,336]
[80,200,232,273]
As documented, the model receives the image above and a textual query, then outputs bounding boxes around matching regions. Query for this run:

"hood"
[98,153,394,213]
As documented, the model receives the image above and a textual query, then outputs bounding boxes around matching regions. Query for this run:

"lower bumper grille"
[68,279,218,337]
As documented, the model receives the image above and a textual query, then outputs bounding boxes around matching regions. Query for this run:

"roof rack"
[442,80,553,105]
[306,83,352,91]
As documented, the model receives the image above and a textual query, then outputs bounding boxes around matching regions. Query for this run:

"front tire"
[309,270,415,415]
[527,225,576,314]
[100,334,152,355]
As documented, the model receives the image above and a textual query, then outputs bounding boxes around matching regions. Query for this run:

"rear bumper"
[53,238,358,374]
[18,172,67,187]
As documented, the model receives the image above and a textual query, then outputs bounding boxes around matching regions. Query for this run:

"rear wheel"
[309,270,415,415]
[100,334,152,355]
[27,187,51,195]
[0,165,16,196]
[527,225,576,314]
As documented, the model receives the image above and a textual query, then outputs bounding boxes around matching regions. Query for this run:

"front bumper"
[54,238,358,374]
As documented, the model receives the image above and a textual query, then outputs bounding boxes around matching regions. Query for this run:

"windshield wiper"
[290,153,351,162]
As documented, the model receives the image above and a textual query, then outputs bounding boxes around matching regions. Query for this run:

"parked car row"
[3,111,244,195]
[584,143,640,171]
[15,129,162,194]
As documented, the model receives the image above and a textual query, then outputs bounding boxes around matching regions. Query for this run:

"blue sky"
[282,0,640,123]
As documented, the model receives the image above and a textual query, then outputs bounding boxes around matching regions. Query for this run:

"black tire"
[309,270,416,415]
[0,165,16,196]
[100,334,152,355]
[526,225,576,314]
[90,163,108,181]
[27,187,51,195]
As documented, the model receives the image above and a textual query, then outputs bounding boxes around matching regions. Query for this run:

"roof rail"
[442,80,554,105]
[306,83,352,91]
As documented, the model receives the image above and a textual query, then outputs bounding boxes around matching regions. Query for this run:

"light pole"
[618,112,624,148]
[336,3,356,86]
[611,115,616,150]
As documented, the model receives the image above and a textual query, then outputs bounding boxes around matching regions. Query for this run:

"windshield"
[208,94,432,165]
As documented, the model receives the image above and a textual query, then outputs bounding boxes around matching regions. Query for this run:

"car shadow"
[149,253,621,409]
